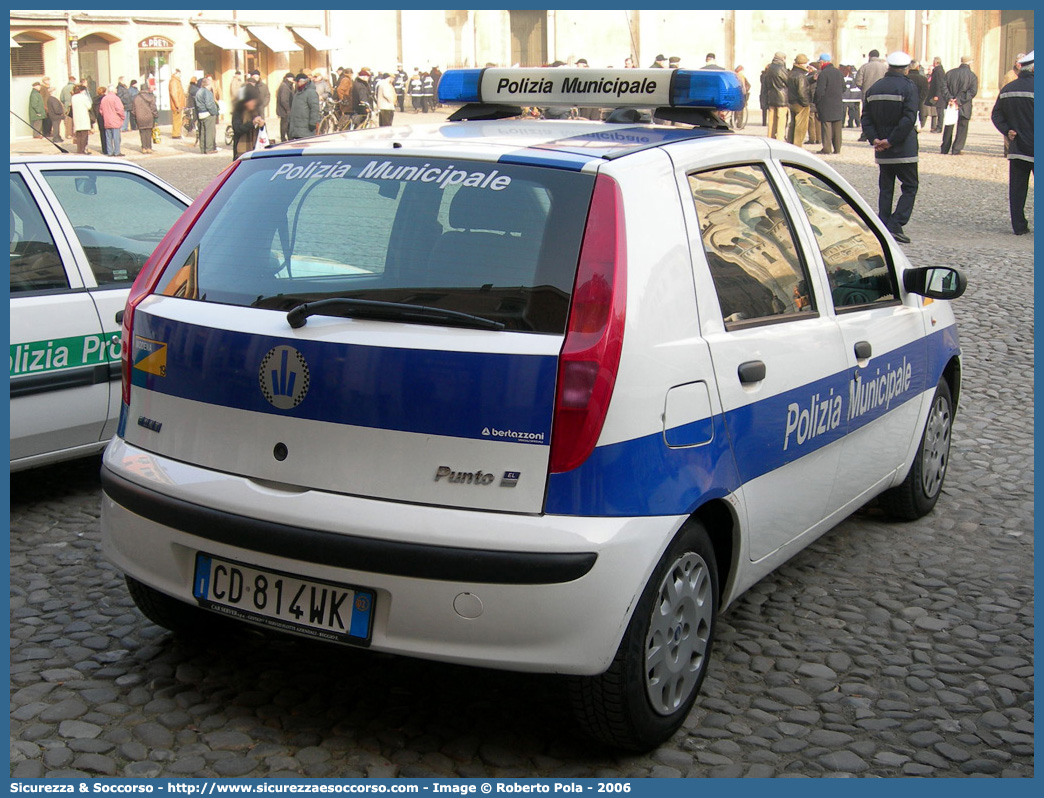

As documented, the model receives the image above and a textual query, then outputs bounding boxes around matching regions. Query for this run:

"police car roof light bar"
[437,67,746,113]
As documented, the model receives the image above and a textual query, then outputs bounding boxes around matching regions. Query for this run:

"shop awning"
[247,26,301,53]
[11,37,21,48]
[194,24,255,51]
[290,26,337,51]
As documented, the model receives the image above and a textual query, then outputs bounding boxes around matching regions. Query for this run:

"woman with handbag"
[231,83,266,161]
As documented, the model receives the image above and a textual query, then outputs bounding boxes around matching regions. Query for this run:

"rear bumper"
[101,439,682,674]
[102,468,597,585]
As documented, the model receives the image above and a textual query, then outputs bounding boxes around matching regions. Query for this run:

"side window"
[783,165,897,309]
[38,170,185,288]
[9,173,68,293]
[688,164,815,327]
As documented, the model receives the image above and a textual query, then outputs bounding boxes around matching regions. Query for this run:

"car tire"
[125,576,216,634]
[569,520,719,750]
[879,377,953,520]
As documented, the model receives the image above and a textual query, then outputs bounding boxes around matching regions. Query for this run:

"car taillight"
[120,162,240,406]
[549,173,627,473]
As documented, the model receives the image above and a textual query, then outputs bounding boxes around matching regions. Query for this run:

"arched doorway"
[1001,10,1034,83]
[138,35,175,122]
[78,33,118,94]
[509,10,547,67]
[194,39,222,83]
[194,38,224,101]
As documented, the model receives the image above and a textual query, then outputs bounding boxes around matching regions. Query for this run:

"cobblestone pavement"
[11,120,1033,778]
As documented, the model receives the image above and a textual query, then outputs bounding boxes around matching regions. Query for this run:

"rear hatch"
[121,153,596,513]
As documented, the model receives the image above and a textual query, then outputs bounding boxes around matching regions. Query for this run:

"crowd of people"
[24,47,1031,236]
[762,46,1031,240]
[753,49,985,156]
[225,65,445,159]
[25,63,445,160]
[27,74,160,157]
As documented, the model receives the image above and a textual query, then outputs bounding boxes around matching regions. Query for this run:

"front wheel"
[569,521,719,750]
[879,377,953,519]
[317,114,337,136]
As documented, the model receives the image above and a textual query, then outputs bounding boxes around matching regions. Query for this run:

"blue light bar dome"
[671,70,746,112]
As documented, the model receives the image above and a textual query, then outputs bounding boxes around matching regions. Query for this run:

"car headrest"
[448,186,524,234]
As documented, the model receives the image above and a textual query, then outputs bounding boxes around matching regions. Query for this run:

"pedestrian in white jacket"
[376,74,397,127]
[70,85,93,154]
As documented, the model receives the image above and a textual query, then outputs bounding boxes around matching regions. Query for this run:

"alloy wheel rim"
[645,552,713,716]
[921,395,951,498]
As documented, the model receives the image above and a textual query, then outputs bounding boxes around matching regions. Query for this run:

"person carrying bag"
[231,83,266,160]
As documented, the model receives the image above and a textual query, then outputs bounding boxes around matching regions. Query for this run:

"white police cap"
[1022,50,1034,65]
[887,51,912,68]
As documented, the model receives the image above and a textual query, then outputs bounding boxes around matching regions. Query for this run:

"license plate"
[192,553,374,645]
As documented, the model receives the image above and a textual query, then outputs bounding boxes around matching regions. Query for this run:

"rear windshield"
[156,155,596,334]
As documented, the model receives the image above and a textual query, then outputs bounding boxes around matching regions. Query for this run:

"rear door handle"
[738,360,766,384]
[854,341,872,360]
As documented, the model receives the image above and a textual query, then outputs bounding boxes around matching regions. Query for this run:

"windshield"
[156,155,596,334]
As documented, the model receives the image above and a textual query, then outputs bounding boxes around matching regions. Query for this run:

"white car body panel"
[98,122,961,674]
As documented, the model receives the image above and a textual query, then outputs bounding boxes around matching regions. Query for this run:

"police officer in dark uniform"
[861,51,920,244]
[991,50,1034,235]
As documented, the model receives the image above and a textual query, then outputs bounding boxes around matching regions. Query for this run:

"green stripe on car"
[10,333,121,377]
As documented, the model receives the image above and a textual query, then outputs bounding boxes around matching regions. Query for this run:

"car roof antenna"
[10,110,70,154]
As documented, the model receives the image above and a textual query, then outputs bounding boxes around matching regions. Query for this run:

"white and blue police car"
[101,67,966,749]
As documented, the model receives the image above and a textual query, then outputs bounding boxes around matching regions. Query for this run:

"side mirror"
[74,176,98,196]
[903,266,967,300]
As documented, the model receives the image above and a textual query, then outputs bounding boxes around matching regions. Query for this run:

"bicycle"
[350,101,379,131]
[317,98,348,136]
[728,104,749,130]
[181,106,197,143]
[317,99,379,134]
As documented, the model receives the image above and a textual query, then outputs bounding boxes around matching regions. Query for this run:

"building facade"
[11,9,1033,139]
[10,10,335,139]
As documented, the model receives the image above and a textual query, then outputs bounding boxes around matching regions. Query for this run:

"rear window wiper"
[286,297,506,331]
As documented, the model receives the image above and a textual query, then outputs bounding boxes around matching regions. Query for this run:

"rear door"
[776,161,926,507]
[31,163,190,443]
[672,146,850,561]
[9,167,109,461]
[120,154,595,513]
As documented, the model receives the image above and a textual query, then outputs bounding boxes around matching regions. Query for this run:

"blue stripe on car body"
[132,310,957,519]
[546,325,959,516]
[132,312,558,445]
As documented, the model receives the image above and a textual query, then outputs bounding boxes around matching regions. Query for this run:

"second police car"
[10,156,189,470]
[100,67,966,749]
